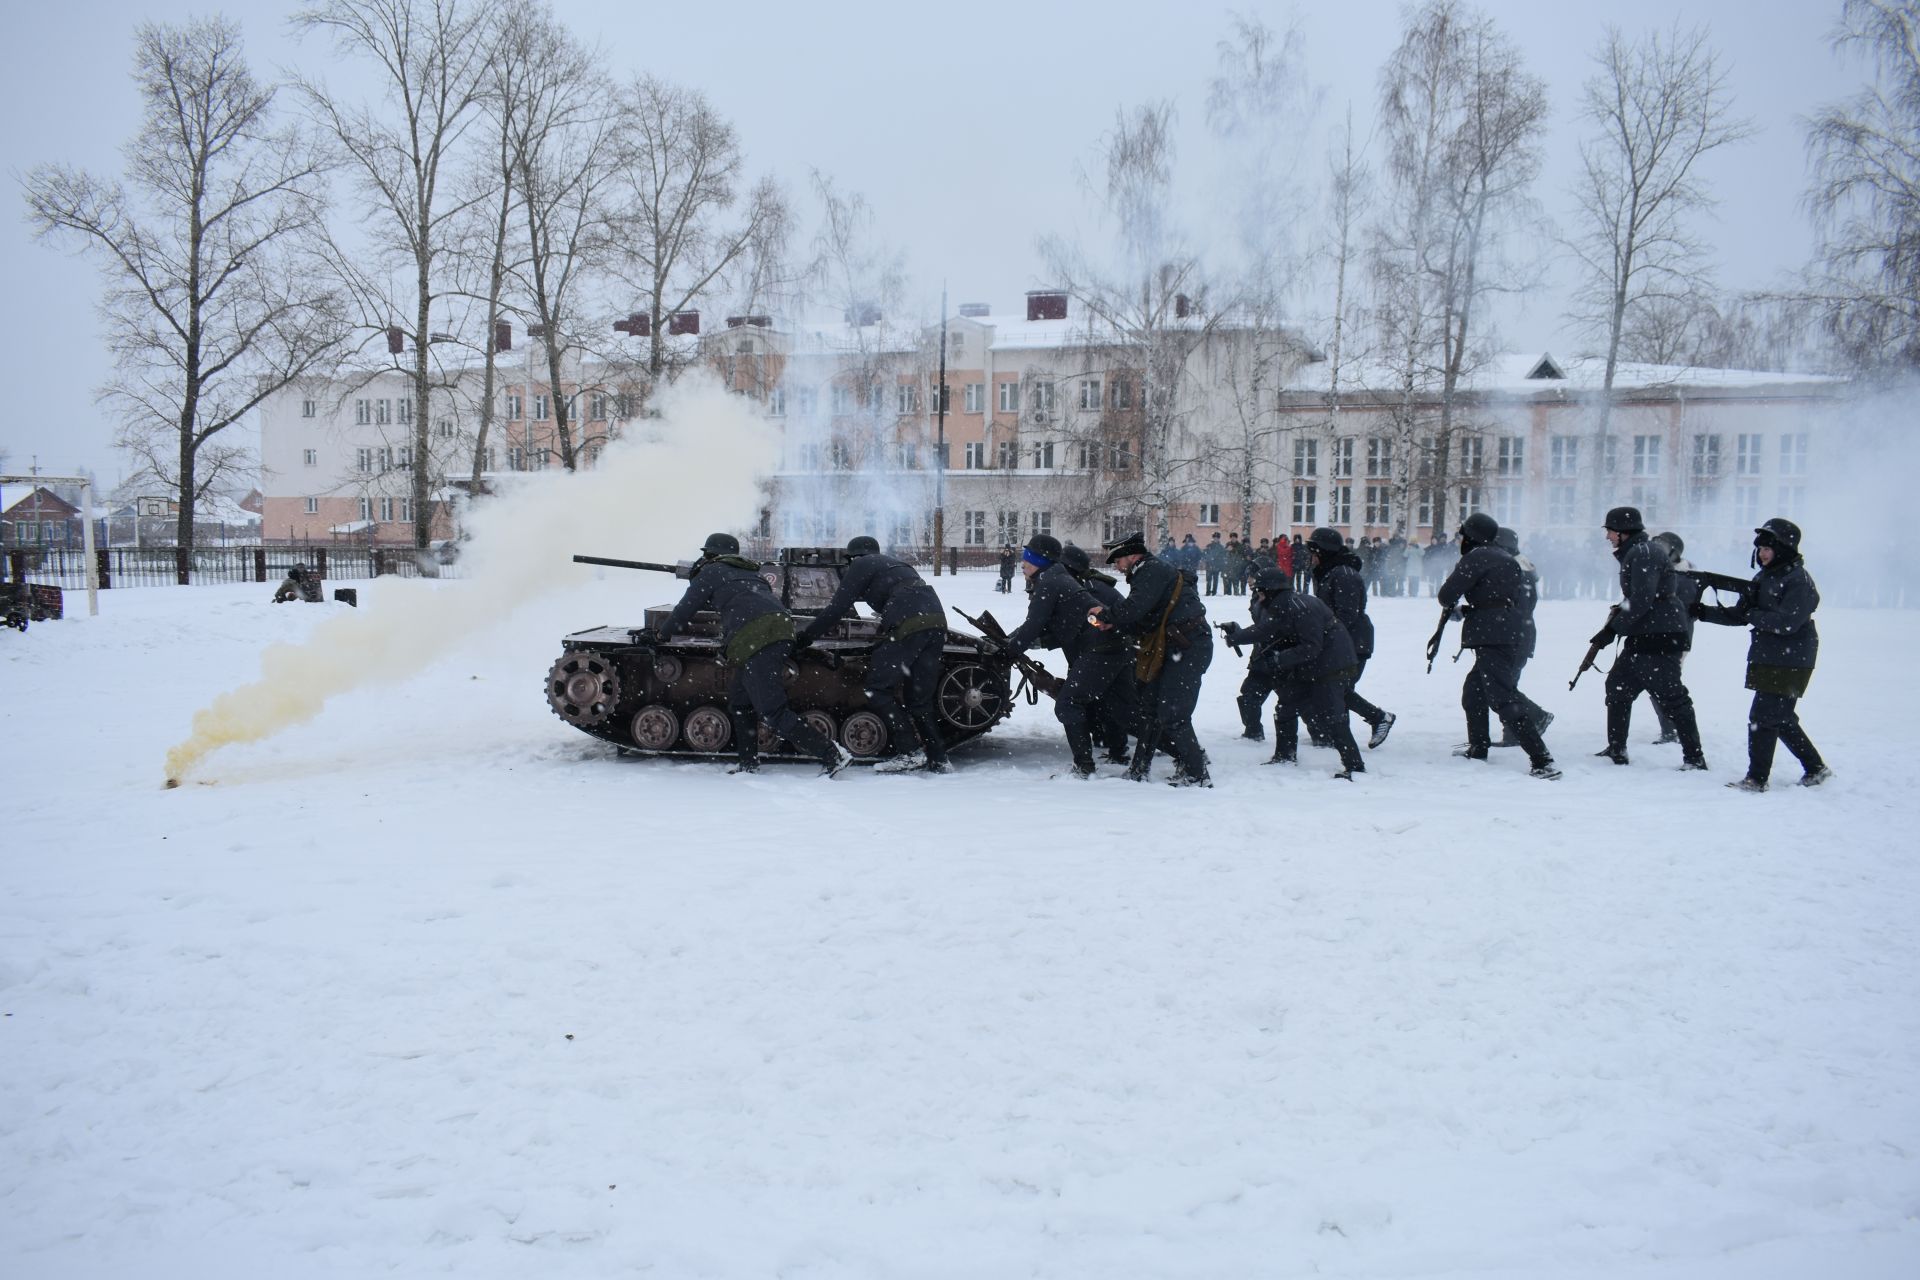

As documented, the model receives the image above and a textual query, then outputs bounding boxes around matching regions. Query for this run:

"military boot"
[728,712,760,774]
[1125,729,1160,782]
[911,710,955,774]
[1599,702,1632,764]
[1064,725,1098,778]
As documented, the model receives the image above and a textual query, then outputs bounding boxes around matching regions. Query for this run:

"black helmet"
[1025,532,1062,561]
[1102,530,1149,563]
[1306,527,1344,554]
[1651,531,1684,560]
[1253,567,1291,593]
[1459,512,1500,546]
[701,531,740,557]
[291,563,309,575]
[845,534,880,557]
[1603,506,1644,535]
[1754,518,1802,551]
[1060,544,1090,572]
[1494,526,1520,555]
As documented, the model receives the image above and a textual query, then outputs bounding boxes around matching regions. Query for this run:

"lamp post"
[932,284,948,574]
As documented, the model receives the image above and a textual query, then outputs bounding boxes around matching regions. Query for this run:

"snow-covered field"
[4,568,1918,1279]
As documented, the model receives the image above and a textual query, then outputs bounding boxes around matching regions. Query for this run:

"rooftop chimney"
[493,321,512,352]
[1026,290,1067,322]
[668,310,700,336]
[386,325,405,354]
[612,312,651,337]
[957,302,991,318]
[725,315,774,329]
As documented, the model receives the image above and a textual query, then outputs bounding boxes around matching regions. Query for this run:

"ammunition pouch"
[1746,663,1813,698]
[725,611,796,664]
[887,612,945,643]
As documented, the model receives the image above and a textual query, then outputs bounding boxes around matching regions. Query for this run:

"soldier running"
[638,532,852,777]
[1435,513,1561,779]
[1003,534,1141,777]
[1305,527,1396,749]
[1592,506,1708,771]
[1088,530,1213,786]
[795,535,952,774]
[1221,567,1368,779]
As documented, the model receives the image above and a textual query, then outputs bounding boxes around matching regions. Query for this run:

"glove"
[791,632,815,650]
[1687,601,1706,620]
[1424,634,1442,664]
[632,627,662,646]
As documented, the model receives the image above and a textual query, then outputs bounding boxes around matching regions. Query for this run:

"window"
[505,393,523,420]
[1417,488,1433,528]
[355,398,371,425]
[1734,484,1761,526]
[1197,503,1220,526]
[398,498,413,523]
[304,497,319,515]
[1549,435,1579,478]
[1106,441,1133,472]
[1458,436,1484,477]
[998,381,1020,414]
[376,446,393,472]
[889,512,914,547]
[1496,436,1524,477]
[1777,484,1805,515]
[1417,436,1437,479]
[897,383,918,415]
[867,385,886,416]
[1294,438,1318,477]
[1292,484,1317,525]
[1487,485,1520,524]
[1736,433,1763,475]
[1030,511,1052,537]
[997,442,1020,470]
[1030,441,1054,469]
[1110,379,1133,410]
[1364,485,1392,526]
[303,449,318,467]
[1779,433,1809,476]
[1028,381,1055,416]
[1457,485,1483,518]
[534,394,550,421]
[590,392,609,420]
[302,399,317,419]
[508,446,526,471]
[1366,436,1392,479]
[435,418,454,439]
[950,332,964,356]
[831,385,854,415]
[1331,437,1355,479]
[1079,378,1102,411]
[1328,485,1353,525]
[375,398,392,426]
[1633,434,1662,477]
[894,442,920,469]
[1691,433,1721,477]
[356,447,375,474]
[1601,435,1619,475]
[359,497,373,521]
[18,522,35,543]
[964,442,986,469]
[964,511,987,546]
[396,446,413,470]
[964,383,984,413]
[379,496,394,522]
[534,448,552,471]
[996,510,1021,543]
[1548,483,1577,526]
[830,441,854,471]
[1101,512,1132,543]
[481,446,495,472]
[397,397,413,425]
[795,443,822,471]
[1630,484,1659,522]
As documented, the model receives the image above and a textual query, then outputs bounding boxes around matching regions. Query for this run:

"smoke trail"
[163,376,780,786]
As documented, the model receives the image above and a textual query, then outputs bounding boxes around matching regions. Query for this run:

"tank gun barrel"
[574,554,695,579]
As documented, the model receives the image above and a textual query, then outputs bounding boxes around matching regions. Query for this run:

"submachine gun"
[1682,569,1755,606]
[951,606,1063,701]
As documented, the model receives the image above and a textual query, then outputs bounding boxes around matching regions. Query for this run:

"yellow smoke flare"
[164,377,780,786]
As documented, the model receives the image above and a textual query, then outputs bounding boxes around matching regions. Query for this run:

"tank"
[544,547,1019,763]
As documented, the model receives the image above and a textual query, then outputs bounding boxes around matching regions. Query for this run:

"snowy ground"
[4,569,1918,1279]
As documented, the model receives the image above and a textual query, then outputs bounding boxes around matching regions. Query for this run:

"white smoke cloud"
[165,375,780,785]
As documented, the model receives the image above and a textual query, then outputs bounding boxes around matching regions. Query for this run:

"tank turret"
[546,548,1017,762]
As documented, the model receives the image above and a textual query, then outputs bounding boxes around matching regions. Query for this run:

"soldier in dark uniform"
[273,563,324,603]
[1695,518,1831,791]
[1224,534,1248,595]
[1492,526,1553,748]
[1203,533,1226,595]
[1593,506,1708,770]
[796,534,951,774]
[1004,534,1138,777]
[1062,542,1140,763]
[1305,527,1396,748]
[1646,531,1699,745]
[1220,567,1366,777]
[639,532,852,777]
[997,544,1017,593]
[1089,530,1213,786]
[1435,512,1561,779]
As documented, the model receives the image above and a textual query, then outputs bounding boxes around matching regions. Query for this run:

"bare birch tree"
[24,17,343,553]
[1806,0,1920,372]
[1568,24,1752,515]
[293,0,501,552]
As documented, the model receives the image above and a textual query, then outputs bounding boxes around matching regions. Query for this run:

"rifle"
[952,605,1062,698]
[574,553,699,579]
[1682,569,1755,605]
[1570,623,1615,690]
[1424,607,1452,674]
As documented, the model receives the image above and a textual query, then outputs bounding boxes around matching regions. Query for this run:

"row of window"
[297,497,416,521]
[961,510,1055,546]
[1289,432,1812,481]
[1283,480,1810,529]
[762,378,1137,420]
[7,521,76,544]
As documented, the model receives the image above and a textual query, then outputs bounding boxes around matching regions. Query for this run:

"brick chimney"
[1026,290,1067,322]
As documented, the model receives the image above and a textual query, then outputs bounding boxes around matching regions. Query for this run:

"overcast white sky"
[1,0,1856,488]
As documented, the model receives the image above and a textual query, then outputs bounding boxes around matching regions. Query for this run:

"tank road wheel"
[802,711,837,747]
[937,663,1009,731]
[546,653,622,727]
[651,654,684,684]
[758,722,781,754]
[683,706,732,753]
[841,710,888,758]
[629,705,680,752]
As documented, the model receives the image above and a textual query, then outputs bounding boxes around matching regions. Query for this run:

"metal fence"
[1,545,466,590]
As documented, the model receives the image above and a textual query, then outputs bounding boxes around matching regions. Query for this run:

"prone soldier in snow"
[637,532,852,778]
[272,564,324,603]
[1694,518,1832,792]
[1220,567,1367,779]
[796,535,951,774]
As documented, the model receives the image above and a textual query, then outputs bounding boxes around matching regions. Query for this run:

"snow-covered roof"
[1288,351,1847,398]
